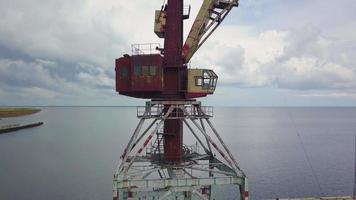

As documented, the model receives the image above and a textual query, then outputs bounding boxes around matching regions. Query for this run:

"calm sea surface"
[0,107,356,199]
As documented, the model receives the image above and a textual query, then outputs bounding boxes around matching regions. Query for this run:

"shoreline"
[0,108,41,118]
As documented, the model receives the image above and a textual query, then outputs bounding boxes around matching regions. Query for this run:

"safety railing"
[137,101,213,119]
[131,43,161,55]
[183,5,191,19]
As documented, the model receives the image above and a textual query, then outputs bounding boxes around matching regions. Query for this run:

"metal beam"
[184,119,210,154]
[189,118,235,169]
[131,118,158,150]
[123,120,164,174]
[115,176,244,188]
[116,118,146,174]
[205,118,244,175]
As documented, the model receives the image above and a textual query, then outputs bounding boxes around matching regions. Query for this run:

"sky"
[0,0,355,106]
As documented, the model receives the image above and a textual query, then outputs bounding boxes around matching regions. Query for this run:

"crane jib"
[182,0,239,63]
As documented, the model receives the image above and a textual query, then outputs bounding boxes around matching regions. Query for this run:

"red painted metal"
[115,0,188,163]
[162,0,185,98]
[128,191,133,198]
[182,43,192,64]
[185,92,208,99]
[160,0,185,163]
[115,57,131,92]
[115,54,163,99]
[163,108,183,163]
[244,191,249,198]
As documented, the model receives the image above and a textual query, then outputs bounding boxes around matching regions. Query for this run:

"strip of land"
[0,108,41,118]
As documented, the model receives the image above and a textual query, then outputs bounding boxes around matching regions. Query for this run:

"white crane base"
[113,101,248,200]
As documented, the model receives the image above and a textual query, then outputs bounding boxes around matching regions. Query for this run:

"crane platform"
[113,101,248,200]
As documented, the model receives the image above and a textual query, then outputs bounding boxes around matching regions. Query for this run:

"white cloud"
[0,59,55,88]
[192,25,356,92]
[0,58,118,105]
[299,92,356,99]
[0,0,355,105]
[77,70,114,88]
[0,0,163,68]
[21,87,60,99]
[277,57,356,90]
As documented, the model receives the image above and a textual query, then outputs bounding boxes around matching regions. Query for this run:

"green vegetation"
[0,108,41,118]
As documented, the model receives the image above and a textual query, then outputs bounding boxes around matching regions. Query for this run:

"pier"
[0,122,44,134]
[276,196,354,200]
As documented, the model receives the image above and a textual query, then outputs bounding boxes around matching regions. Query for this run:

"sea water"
[0,107,355,199]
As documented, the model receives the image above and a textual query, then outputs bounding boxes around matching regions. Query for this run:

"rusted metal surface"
[115,54,164,98]
[114,0,226,99]
[136,101,213,119]
[161,0,185,162]
[163,107,184,162]
[113,101,248,200]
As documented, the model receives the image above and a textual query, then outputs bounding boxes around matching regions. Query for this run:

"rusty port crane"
[113,0,248,199]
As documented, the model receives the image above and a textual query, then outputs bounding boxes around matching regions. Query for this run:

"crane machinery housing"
[114,0,248,199]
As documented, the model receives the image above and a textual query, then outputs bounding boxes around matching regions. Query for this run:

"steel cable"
[286,109,324,198]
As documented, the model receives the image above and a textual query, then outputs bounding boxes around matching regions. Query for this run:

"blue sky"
[0,0,355,106]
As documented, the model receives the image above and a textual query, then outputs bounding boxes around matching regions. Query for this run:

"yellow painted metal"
[182,0,239,63]
[182,0,215,62]
[187,69,215,94]
[154,10,166,38]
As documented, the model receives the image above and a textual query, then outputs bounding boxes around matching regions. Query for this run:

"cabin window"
[194,70,218,89]
[134,64,141,75]
[121,67,128,78]
[150,66,157,76]
[212,79,216,87]
[142,66,149,76]
[133,65,158,77]
[203,77,210,87]
[195,77,202,86]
